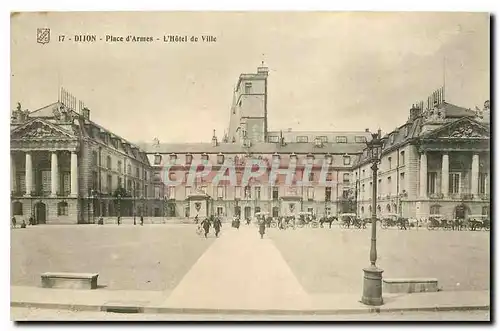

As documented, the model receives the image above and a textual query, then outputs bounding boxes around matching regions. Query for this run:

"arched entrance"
[454,204,470,220]
[34,202,47,224]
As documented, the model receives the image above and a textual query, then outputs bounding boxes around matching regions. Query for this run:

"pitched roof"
[137,141,367,155]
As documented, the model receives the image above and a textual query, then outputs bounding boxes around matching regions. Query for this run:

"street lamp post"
[117,193,122,225]
[361,130,385,306]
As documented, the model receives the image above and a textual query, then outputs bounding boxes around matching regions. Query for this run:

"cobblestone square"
[269,226,490,294]
[11,224,214,291]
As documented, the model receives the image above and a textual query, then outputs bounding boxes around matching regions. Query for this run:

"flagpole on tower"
[442,57,446,102]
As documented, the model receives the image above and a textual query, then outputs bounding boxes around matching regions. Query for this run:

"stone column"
[25,152,32,196]
[441,153,449,197]
[11,154,16,193]
[419,152,427,198]
[471,153,479,197]
[51,151,59,197]
[70,151,78,197]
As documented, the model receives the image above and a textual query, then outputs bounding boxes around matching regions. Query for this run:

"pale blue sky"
[11,12,490,143]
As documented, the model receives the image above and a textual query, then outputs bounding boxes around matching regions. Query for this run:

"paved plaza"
[11,223,490,302]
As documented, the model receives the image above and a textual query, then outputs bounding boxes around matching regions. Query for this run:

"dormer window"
[245,82,252,94]
[325,154,333,165]
[343,155,351,165]
[217,153,224,165]
[185,154,193,165]
[201,153,209,163]
[336,136,348,143]
[355,136,366,143]
[390,134,395,144]
[169,153,177,164]
[296,136,308,143]
[404,126,409,137]
[268,136,279,143]
[154,153,162,165]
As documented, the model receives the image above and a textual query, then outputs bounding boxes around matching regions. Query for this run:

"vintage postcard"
[10,12,490,321]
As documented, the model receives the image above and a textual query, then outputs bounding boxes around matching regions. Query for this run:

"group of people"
[11,215,33,229]
[195,215,223,238]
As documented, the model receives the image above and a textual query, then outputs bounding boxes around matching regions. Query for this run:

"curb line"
[11,301,490,316]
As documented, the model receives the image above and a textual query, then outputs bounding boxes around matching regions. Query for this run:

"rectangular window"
[326,172,333,182]
[154,154,162,165]
[272,186,279,199]
[307,187,314,200]
[355,136,366,143]
[317,136,328,143]
[217,154,224,165]
[268,136,279,143]
[387,177,392,195]
[185,154,193,164]
[342,189,349,199]
[244,186,251,199]
[290,155,297,165]
[309,172,314,182]
[343,156,351,165]
[362,184,365,193]
[343,173,350,184]
[169,154,177,163]
[400,172,405,193]
[307,207,314,214]
[244,82,252,94]
[201,154,209,162]
[479,173,487,194]
[169,186,175,199]
[427,172,437,194]
[336,136,348,143]
[107,175,112,193]
[378,179,382,195]
[400,151,405,166]
[154,186,161,199]
[325,155,333,165]
[449,173,460,194]
[388,157,392,169]
[217,186,225,199]
[118,177,122,188]
[235,186,241,199]
[325,187,332,201]
[255,186,261,200]
[296,136,308,143]
[362,169,365,178]
[92,171,98,191]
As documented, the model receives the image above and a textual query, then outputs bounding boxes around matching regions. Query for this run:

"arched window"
[106,156,112,169]
[57,201,68,216]
[12,201,23,215]
[386,204,391,213]
[430,204,441,215]
[369,205,372,213]
[393,203,398,213]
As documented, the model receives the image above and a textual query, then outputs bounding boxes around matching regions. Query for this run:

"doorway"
[454,204,468,219]
[34,202,46,224]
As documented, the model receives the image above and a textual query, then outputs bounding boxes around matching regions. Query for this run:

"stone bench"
[383,278,438,294]
[41,272,99,290]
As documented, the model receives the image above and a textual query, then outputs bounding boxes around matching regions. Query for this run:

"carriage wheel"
[270,222,277,228]
[297,223,305,229]
[468,223,474,231]
[427,223,434,230]
[484,224,490,231]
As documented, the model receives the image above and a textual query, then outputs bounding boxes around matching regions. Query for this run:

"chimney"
[365,128,369,132]
[82,107,90,120]
[257,61,269,76]
[212,129,218,147]
[409,103,422,122]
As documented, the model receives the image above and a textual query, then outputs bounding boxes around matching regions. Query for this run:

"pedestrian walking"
[258,218,266,239]
[214,216,222,237]
[201,217,211,238]
[11,216,16,229]
[21,219,26,228]
[28,215,34,226]
[140,215,144,226]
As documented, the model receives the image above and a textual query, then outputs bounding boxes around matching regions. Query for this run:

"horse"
[320,216,337,228]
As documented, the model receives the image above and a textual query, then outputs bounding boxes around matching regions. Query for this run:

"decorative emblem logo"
[195,202,201,212]
[37,28,50,44]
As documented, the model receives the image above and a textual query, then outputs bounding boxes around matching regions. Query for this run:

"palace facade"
[10,100,153,224]
[11,65,490,223]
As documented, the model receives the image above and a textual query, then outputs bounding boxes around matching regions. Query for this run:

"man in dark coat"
[11,216,16,228]
[28,215,34,226]
[259,217,266,239]
[201,217,211,238]
[140,215,144,226]
[214,217,222,237]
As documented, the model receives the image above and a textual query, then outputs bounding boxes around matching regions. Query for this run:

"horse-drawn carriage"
[380,213,409,230]
[319,215,338,228]
[466,215,490,231]
[296,212,319,228]
[254,212,277,228]
[426,214,453,230]
[339,213,367,229]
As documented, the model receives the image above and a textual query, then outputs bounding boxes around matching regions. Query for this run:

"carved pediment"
[11,119,76,140]
[424,118,489,140]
